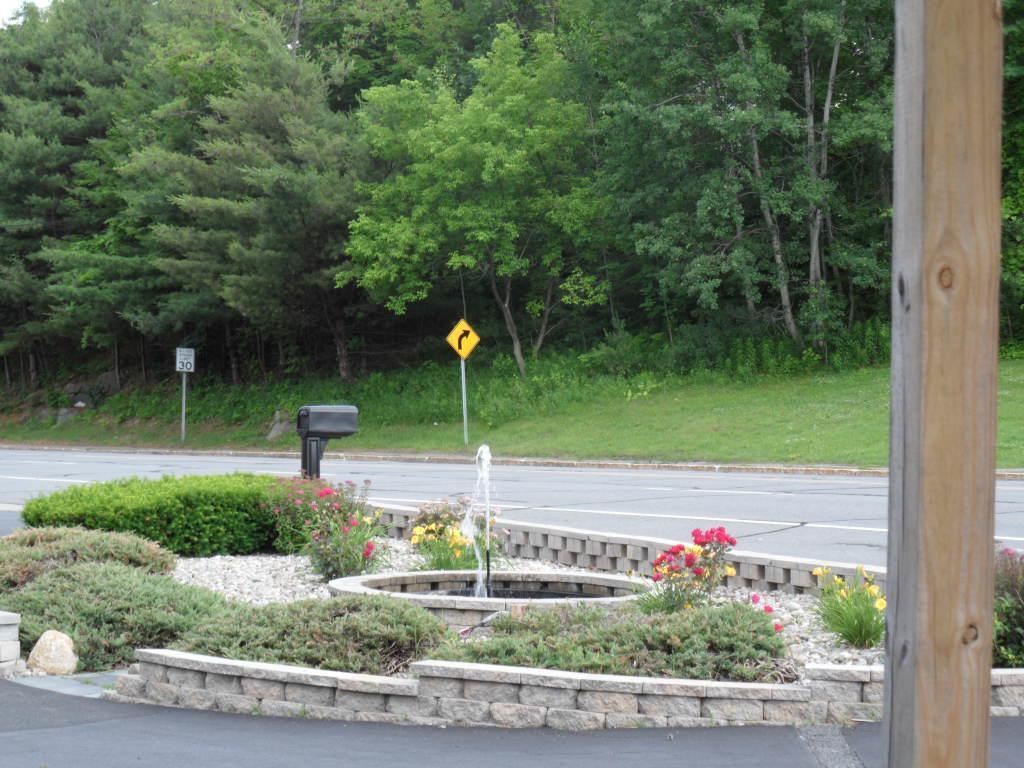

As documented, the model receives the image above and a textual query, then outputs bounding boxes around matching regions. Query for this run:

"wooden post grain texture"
[885,0,1003,766]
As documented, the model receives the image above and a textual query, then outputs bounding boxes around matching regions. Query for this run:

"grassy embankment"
[1,359,1023,468]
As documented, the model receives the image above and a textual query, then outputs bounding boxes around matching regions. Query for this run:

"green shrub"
[0,527,176,593]
[22,474,276,556]
[0,563,230,671]
[814,566,886,648]
[175,595,448,675]
[435,603,787,682]
[995,548,1024,667]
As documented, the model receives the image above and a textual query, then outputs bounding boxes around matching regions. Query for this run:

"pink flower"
[652,573,663,582]
[318,487,335,498]
[751,594,761,605]
[363,541,376,559]
[692,567,705,577]
[764,605,774,614]
[774,623,783,632]
[342,526,350,535]
[349,517,360,527]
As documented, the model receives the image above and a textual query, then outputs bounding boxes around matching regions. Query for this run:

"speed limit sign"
[175,348,195,373]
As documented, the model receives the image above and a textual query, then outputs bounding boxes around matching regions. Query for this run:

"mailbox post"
[296,405,359,479]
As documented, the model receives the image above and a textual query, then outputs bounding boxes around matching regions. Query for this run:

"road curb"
[2,442,1023,480]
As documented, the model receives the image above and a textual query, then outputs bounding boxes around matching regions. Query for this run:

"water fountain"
[327,445,647,629]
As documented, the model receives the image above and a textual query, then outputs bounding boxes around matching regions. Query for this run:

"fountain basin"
[327,570,647,630]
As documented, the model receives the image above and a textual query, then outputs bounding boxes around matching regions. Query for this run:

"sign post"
[445,319,480,446]
[175,348,196,443]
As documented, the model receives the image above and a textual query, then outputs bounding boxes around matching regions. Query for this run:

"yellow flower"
[833,576,845,586]
[840,588,849,599]
[875,597,887,612]
[868,584,881,597]
[857,564,867,577]
[454,550,463,558]
[363,516,374,525]
[725,565,737,577]
[412,526,425,536]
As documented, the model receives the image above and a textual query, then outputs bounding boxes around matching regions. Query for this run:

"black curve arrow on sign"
[457,329,471,350]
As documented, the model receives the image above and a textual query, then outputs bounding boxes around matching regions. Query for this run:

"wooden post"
[885,1,1003,766]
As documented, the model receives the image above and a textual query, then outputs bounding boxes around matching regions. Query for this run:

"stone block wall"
[804,664,1024,721]
[0,611,20,677]
[374,506,884,593]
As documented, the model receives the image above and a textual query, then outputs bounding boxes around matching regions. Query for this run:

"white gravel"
[172,541,884,669]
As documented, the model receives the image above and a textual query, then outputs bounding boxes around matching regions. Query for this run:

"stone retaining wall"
[112,651,1024,728]
[374,506,886,593]
[0,611,20,677]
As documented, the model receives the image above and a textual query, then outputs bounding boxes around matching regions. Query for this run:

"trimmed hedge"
[174,595,448,676]
[21,474,276,556]
[435,602,789,682]
[0,563,231,671]
[0,527,176,593]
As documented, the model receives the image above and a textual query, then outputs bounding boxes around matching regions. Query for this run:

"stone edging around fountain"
[373,505,888,593]
[107,650,1024,728]
[326,570,645,630]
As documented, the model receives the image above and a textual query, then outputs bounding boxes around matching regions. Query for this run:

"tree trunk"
[531,279,557,357]
[488,269,527,378]
[225,324,240,385]
[3,355,10,389]
[138,335,148,384]
[27,345,37,388]
[113,338,121,391]
[749,129,802,345]
[332,319,353,382]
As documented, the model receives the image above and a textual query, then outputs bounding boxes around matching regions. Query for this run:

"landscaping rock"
[27,630,77,675]
[577,690,638,714]
[490,702,547,728]
[545,708,605,731]
[266,410,291,441]
[519,685,577,708]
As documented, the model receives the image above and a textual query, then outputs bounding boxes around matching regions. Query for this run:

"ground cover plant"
[0,527,175,593]
[174,595,448,675]
[639,527,739,613]
[813,566,887,648]
[0,563,231,671]
[21,474,277,556]
[995,548,1024,667]
[436,603,789,682]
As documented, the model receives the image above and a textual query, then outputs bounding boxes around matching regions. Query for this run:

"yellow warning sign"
[446,319,480,360]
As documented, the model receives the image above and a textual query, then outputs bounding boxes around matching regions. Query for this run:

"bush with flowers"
[267,478,386,578]
[410,500,500,571]
[995,547,1024,667]
[813,565,886,648]
[639,527,739,614]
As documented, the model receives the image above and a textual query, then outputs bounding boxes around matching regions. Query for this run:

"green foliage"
[174,595,448,675]
[0,527,175,593]
[0,563,230,671]
[814,566,886,649]
[436,603,787,682]
[21,474,276,556]
[301,484,387,579]
[409,500,498,571]
[995,548,1024,668]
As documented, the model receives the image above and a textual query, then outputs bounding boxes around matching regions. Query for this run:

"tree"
[347,24,605,376]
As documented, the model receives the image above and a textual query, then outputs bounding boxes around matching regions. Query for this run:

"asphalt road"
[2,446,1024,564]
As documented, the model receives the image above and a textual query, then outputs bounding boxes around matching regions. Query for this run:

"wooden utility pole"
[885,1,1003,766]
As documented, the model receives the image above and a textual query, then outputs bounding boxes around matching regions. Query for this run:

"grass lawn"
[2,360,1023,468]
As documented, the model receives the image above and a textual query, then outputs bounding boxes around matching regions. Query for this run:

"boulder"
[56,408,80,426]
[27,630,78,675]
[94,370,121,395]
[266,410,291,441]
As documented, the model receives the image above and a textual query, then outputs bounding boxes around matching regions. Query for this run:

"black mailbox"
[296,405,358,479]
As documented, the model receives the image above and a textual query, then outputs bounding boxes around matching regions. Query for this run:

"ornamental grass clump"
[639,527,738,614]
[410,500,500,571]
[995,547,1024,667]
[814,565,886,648]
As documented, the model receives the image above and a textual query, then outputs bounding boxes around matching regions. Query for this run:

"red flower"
[652,573,663,583]
[764,605,774,614]
[363,541,376,559]
[751,594,761,605]
[669,544,685,556]
[684,552,698,568]
[349,517,360,526]
[774,623,783,632]
[341,526,350,535]
[318,487,335,498]
[692,567,705,576]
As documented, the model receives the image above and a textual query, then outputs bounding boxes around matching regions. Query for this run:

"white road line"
[368,495,1024,542]
[0,503,23,512]
[0,475,90,484]
[10,460,80,466]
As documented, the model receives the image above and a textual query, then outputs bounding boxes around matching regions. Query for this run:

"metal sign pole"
[460,358,469,446]
[180,372,187,443]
